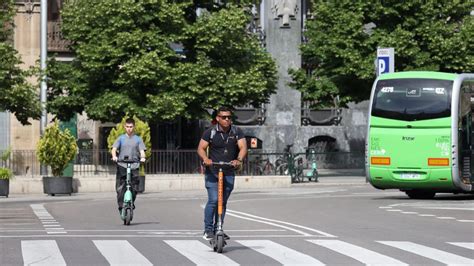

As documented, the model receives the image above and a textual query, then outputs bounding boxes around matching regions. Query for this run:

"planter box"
[137,176,145,193]
[0,179,9,197]
[43,176,73,196]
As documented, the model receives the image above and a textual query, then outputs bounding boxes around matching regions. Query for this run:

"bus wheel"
[405,190,436,199]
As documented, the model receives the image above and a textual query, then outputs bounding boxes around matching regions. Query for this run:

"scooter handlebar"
[210,161,233,167]
[116,159,142,164]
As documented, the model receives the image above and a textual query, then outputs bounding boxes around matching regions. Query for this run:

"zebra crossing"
[14,238,474,265]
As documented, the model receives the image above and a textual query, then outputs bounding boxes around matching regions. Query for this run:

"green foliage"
[107,116,151,175]
[0,168,12,180]
[36,120,78,177]
[0,0,41,124]
[0,147,12,180]
[291,0,474,108]
[47,0,276,122]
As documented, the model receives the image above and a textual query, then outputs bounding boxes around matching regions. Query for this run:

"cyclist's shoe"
[223,233,230,240]
[118,207,122,215]
[203,231,215,240]
[132,204,136,210]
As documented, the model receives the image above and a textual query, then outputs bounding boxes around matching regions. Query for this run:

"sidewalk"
[3,169,365,195]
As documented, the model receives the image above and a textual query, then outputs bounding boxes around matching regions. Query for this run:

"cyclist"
[111,118,146,215]
[197,106,247,241]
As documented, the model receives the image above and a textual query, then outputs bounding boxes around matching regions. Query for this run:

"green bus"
[366,71,474,199]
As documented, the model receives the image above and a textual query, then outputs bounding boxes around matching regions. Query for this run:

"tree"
[0,0,41,124]
[290,0,474,108]
[47,0,276,123]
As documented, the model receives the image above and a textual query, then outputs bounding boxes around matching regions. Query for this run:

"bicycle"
[209,161,233,253]
[248,155,275,175]
[275,144,293,175]
[116,157,140,225]
[274,144,305,183]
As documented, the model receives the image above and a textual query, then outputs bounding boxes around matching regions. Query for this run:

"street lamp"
[40,0,47,175]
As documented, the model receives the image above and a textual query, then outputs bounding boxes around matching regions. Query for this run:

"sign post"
[376,48,394,76]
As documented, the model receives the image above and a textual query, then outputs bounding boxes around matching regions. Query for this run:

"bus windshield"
[372,78,453,121]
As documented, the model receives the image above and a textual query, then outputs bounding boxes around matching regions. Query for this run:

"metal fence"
[0,149,365,177]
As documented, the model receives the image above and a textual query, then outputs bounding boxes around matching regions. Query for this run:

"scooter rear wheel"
[216,235,224,253]
[124,208,132,225]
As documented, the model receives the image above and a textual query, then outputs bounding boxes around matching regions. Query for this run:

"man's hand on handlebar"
[231,160,241,168]
[140,157,146,163]
[112,156,118,162]
[203,158,212,166]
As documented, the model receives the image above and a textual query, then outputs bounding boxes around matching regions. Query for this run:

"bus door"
[459,81,473,183]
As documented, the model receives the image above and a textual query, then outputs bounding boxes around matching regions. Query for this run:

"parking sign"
[376,48,394,76]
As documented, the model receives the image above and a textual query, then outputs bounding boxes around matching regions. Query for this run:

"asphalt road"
[1,177,473,265]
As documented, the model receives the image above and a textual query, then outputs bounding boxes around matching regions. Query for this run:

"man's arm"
[139,150,146,162]
[197,139,212,166]
[232,138,248,168]
[111,147,118,161]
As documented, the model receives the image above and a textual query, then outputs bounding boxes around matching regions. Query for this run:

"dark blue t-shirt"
[201,125,244,175]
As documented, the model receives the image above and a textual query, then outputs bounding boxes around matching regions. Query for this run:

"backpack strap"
[209,127,217,144]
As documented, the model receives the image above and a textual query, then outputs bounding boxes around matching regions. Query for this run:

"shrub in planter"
[107,115,151,192]
[37,119,78,195]
[0,148,13,197]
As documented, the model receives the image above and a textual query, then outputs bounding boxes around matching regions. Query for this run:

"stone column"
[10,2,41,152]
[265,0,301,127]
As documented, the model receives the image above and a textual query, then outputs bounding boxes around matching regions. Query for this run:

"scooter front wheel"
[216,235,224,253]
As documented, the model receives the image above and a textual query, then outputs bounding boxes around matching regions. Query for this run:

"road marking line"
[401,212,418,214]
[0,234,322,238]
[93,240,152,266]
[21,240,66,266]
[418,214,435,217]
[227,210,335,237]
[457,220,474,223]
[448,242,474,250]
[165,240,239,266]
[436,217,455,219]
[379,206,392,209]
[237,240,324,265]
[379,241,474,265]
[30,204,67,234]
[308,240,407,265]
[386,209,402,212]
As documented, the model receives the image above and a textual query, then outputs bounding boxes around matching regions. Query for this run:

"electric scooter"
[209,161,233,253]
[117,157,139,225]
[306,148,319,182]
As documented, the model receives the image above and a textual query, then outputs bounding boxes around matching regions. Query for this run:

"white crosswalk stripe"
[379,241,474,265]
[93,240,152,266]
[308,239,407,265]
[21,240,66,266]
[18,239,474,265]
[448,242,474,250]
[165,240,239,265]
[237,240,325,265]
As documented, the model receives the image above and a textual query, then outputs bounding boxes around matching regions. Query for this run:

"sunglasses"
[218,115,232,120]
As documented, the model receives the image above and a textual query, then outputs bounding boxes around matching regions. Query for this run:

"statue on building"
[271,0,298,28]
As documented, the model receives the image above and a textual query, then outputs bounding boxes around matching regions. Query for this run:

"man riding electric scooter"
[197,106,248,242]
[111,118,146,217]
